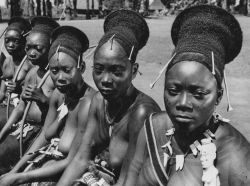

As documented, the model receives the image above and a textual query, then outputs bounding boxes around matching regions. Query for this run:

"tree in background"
[72,0,77,17]
[103,0,124,10]
[86,0,91,19]
[98,0,103,18]
[92,0,95,17]
[10,0,22,17]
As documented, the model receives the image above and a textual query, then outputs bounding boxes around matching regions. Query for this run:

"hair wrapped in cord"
[48,26,89,63]
[30,16,60,36]
[96,9,149,63]
[6,17,31,36]
[169,5,242,85]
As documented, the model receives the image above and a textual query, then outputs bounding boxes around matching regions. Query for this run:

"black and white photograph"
[0,0,249,185]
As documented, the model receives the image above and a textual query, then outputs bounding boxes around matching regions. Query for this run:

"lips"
[56,85,68,93]
[6,48,15,53]
[174,115,194,123]
[100,89,115,97]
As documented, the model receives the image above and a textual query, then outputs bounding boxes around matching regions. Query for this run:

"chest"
[2,57,28,81]
[95,110,131,169]
[28,72,54,97]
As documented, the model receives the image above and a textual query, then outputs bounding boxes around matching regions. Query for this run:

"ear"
[132,63,139,80]
[79,60,86,74]
[216,88,223,105]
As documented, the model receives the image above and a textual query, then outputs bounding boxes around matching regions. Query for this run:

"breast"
[2,58,14,79]
[58,113,78,154]
[26,102,42,123]
[109,137,128,169]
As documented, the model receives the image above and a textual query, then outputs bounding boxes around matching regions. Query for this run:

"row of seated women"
[0,4,249,186]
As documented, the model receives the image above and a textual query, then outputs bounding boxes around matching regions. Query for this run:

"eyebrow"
[166,81,208,89]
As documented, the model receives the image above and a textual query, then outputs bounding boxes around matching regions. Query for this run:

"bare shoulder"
[50,88,63,106]
[128,91,161,131]
[89,91,104,109]
[23,59,33,71]
[215,122,250,183]
[151,112,173,132]
[24,66,39,81]
[78,86,97,111]
[131,92,160,118]
[216,122,250,155]
[0,52,6,68]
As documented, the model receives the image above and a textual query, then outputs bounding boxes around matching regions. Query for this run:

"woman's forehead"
[166,61,217,86]
[26,32,49,44]
[94,42,129,66]
[5,30,21,37]
[95,40,127,58]
[49,52,76,66]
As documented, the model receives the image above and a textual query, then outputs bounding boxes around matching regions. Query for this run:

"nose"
[101,73,112,87]
[176,92,193,111]
[28,50,37,58]
[8,41,15,48]
[57,72,66,85]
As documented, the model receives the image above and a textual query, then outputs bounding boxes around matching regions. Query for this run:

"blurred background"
[0,0,249,22]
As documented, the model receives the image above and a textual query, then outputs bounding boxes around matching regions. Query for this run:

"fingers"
[5,81,17,93]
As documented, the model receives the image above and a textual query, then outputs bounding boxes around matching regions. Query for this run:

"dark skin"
[0,52,96,185]
[123,61,250,186]
[57,41,160,186]
[0,29,33,102]
[0,31,53,143]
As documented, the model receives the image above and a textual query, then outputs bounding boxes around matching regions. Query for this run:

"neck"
[12,54,23,65]
[108,84,135,107]
[65,78,85,101]
[37,65,47,78]
[174,117,212,152]
[105,85,136,120]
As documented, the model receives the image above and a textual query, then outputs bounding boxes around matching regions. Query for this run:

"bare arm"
[9,90,59,173]
[121,127,148,186]
[0,70,36,142]
[56,95,100,186]
[115,103,160,186]
[1,96,94,185]
[0,80,6,103]
[0,100,25,142]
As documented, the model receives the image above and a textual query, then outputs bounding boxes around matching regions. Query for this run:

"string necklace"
[104,99,124,136]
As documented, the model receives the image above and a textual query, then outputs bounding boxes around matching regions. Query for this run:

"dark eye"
[5,38,10,43]
[50,68,58,75]
[113,70,123,76]
[63,68,71,73]
[35,45,46,52]
[167,87,180,96]
[93,65,104,74]
[14,38,20,44]
[193,91,208,100]
[111,66,124,77]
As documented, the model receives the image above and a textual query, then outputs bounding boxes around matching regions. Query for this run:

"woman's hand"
[22,85,46,103]
[5,81,17,94]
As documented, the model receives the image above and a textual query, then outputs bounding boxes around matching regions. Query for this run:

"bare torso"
[45,87,96,155]
[91,90,161,175]
[1,55,33,84]
[25,66,54,123]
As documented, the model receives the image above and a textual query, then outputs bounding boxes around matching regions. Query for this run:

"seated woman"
[0,25,96,185]
[123,5,250,186]
[0,16,59,175]
[57,10,161,186]
[0,17,33,129]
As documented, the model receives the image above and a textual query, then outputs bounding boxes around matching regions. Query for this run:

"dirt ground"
[0,15,249,140]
